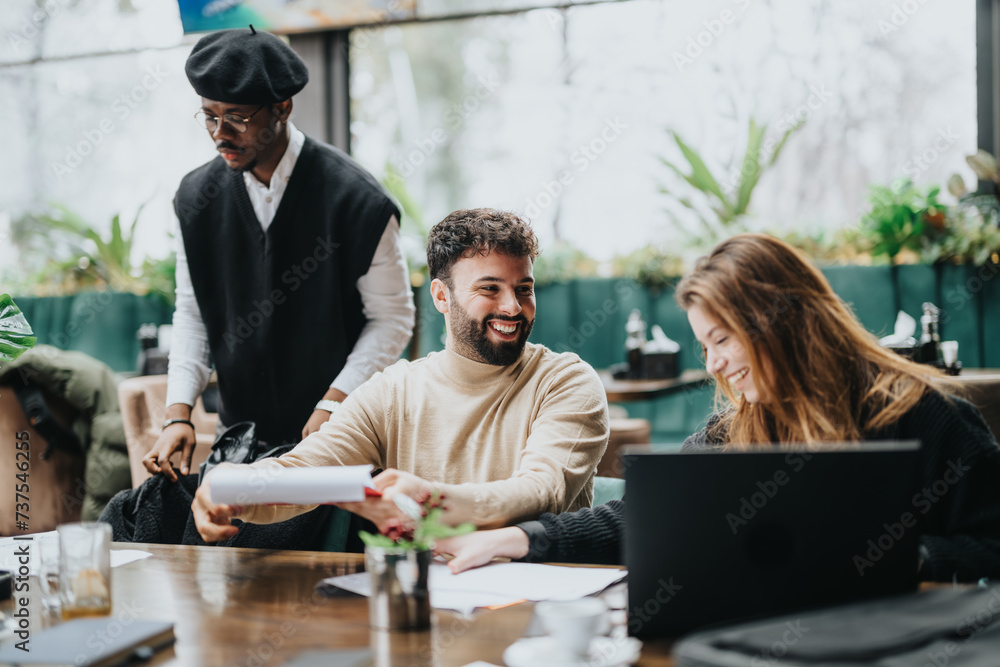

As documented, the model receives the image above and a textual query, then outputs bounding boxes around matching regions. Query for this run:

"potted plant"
[0,293,37,363]
[360,493,474,631]
[659,116,803,249]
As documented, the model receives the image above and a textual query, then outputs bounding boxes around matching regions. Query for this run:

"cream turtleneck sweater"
[226,342,609,528]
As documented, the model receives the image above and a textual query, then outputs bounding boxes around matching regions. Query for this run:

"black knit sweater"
[174,137,398,443]
[517,391,1000,582]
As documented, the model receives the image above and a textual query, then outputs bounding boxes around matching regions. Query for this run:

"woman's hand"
[434,526,530,573]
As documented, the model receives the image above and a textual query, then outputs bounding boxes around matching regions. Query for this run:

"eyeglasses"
[193,105,266,134]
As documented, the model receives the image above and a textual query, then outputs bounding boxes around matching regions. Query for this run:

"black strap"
[12,383,83,460]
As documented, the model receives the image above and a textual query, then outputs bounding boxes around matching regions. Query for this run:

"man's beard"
[233,158,257,173]
[218,141,257,172]
[450,299,533,366]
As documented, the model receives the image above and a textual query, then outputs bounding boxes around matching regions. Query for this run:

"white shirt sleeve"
[330,216,415,395]
[165,216,212,408]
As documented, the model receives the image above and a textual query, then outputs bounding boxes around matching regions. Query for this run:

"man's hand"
[375,469,434,505]
[302,387,348,438]
[191,478,242,542]
[144,405,197,482]
[337,468,434,533]
[434,527,530,573]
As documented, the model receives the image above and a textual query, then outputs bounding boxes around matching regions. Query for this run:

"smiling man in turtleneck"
[192,209,610,542]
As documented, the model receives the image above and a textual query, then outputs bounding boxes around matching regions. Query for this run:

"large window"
[0,0,980,287]
[350,0,978,261]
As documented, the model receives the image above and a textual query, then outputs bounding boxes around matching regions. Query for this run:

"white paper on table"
[112,550,153,567]
[0,532,152,575]
[209,464,377,505]
[320,562,627,615]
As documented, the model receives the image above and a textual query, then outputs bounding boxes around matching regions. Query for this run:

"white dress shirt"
[167,124,415,410]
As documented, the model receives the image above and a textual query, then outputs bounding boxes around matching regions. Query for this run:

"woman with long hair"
[435,234,1000,582]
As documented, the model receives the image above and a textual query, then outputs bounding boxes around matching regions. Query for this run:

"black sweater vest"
[174,137,399,443]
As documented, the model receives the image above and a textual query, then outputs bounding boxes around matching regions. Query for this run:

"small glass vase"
[364,545,431,631]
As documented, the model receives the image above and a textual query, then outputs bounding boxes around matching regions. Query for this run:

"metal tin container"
[365,546,431,631]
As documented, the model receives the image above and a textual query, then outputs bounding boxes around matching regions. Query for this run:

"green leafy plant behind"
[611,245,685,294]
[382,163,432,288]
[859,180,945,263]
[944,150,1000,264]
[359,492,475,551]
[923,205,1000,265]
[532,241,600,286]
[13,204,176,303]
[660,117,803,247]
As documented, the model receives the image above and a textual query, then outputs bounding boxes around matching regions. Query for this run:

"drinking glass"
[58,522,112,619]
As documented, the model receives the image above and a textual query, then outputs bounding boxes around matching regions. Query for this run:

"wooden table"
[600,369,710,403]
[2,543,676,666]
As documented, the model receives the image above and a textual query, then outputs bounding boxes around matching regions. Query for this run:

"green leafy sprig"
[359,492,475,551]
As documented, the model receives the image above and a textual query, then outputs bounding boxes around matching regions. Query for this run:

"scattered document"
[0,532,152,575]
[209,464,377,505]
[321,562,626,615]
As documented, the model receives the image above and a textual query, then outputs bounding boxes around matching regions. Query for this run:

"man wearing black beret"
[146,26,414,483]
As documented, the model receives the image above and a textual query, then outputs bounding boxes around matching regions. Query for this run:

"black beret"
[185,26,309,105]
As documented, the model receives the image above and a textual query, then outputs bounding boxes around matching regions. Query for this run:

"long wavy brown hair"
[675,233,946,448]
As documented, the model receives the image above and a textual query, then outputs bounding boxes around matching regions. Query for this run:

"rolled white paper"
[209,464,376,505]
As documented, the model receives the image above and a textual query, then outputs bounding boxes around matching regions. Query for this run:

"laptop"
[622,441,921,639]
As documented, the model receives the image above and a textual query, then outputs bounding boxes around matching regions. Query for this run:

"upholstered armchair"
[118,374,218,487]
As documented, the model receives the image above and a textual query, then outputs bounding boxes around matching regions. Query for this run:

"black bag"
[673,586,1000,666]
[197,421,295,485]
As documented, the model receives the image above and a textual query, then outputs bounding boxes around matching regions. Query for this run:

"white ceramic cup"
[535,598,610,658]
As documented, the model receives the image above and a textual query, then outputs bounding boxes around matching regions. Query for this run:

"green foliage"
[858,180,945,262]
[13,204,176,303]
[382,163,431,287]
[357,532,403,549]
[923,204,1000,266]
[945,150,1000,264]
[0,294,37,363]
[359,493,476,551]
[660,117,803,246]
[532,241,600,286]
[774,228,871,265]
[610,245,685,293]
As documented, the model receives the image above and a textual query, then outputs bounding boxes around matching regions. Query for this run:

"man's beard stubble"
[450,299,533,366]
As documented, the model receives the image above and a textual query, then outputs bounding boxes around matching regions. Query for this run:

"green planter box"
[13,292,173,373]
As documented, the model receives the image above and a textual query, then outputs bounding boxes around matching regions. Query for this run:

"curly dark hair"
[426,208,540,284]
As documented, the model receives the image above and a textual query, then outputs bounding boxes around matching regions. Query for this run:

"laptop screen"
[622,441,921,639]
